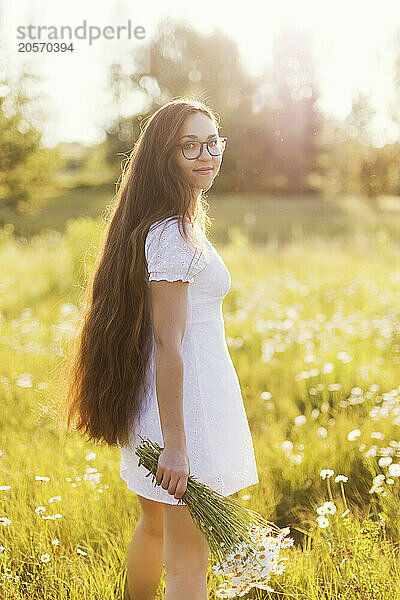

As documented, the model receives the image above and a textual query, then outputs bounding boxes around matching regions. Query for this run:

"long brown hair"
[50,97,221,448]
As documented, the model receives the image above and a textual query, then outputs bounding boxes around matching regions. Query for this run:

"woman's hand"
[156,444,190,500]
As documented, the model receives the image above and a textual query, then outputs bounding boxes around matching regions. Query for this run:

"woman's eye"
[183,143,195,150]
[208,139,218,147]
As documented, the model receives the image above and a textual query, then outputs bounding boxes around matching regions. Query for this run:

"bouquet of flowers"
[135,436,294,597]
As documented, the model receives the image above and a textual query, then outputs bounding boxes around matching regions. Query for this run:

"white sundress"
[119,216,259,505]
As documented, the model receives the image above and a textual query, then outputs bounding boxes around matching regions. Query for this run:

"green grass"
[3,185,400,244]
[1,193,400,598]
[0,183,115,238]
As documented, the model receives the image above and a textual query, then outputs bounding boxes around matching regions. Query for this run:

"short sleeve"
[145,218,208,283]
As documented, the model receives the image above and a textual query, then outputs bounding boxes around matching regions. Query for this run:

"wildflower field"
[1,193,400,599]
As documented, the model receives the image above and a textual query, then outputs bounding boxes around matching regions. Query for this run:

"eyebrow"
[179,134,218,140]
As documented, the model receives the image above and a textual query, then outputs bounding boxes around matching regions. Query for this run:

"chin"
[192,174,214,186]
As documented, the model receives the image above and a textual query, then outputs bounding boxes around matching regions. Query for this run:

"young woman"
[62,97,259,599]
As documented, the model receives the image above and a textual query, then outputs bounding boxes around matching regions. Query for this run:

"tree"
[102,18,325,196]
[0,71,58,215]
[103,18,257,176]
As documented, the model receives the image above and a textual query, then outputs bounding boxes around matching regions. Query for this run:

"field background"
[3,1,400,596]
[1,191,400,598]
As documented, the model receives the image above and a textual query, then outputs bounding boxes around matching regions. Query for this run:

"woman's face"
[175,112,223,195]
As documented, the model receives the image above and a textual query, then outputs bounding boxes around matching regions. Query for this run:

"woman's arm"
[149,279,190,498]
[150,278,188,448]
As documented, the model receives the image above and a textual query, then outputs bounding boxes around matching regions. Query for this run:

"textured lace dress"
[119,216,259,505]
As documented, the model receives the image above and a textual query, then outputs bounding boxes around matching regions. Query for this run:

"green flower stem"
[339,481,348,511]
[326,476,335,504]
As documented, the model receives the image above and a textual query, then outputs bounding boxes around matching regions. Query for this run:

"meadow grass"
[1,193,400,598]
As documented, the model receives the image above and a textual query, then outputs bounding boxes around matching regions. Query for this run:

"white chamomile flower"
[317,515,330,528]
[320,469,334,479]
[40,554,51,563]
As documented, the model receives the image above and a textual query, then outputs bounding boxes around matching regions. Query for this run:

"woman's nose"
[199,144,212,159]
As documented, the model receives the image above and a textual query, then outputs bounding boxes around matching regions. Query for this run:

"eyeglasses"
[178,136,228,160]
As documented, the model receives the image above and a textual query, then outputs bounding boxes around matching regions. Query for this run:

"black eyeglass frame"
[177,136,228,160]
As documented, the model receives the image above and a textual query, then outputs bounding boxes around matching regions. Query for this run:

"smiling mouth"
[193,168,213,173]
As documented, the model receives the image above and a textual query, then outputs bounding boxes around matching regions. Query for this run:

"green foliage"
[62,216,105,283]
[53,141,117,190]
[0,72,60,215]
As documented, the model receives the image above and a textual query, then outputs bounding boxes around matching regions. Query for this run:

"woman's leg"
[126,494,164,600]
[163,504,210,600]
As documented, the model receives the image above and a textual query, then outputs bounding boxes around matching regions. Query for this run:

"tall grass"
[1,194,400,598]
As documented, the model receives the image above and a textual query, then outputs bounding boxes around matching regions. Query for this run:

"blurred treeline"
[2,18,400,221]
